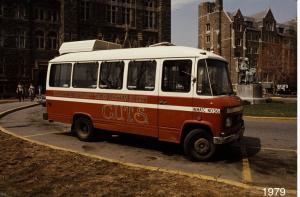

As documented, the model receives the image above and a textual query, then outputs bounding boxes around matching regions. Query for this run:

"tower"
[215,0,223,55]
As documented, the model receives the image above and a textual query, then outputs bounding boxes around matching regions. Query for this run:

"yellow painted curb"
[0,105,297,196]
[244,116,297,121]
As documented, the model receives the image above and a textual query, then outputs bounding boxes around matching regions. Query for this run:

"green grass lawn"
[243,102,297,117]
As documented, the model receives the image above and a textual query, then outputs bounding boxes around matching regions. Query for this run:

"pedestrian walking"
[28,83,35,101]
[16,82,24,102]
[38,85,42,96]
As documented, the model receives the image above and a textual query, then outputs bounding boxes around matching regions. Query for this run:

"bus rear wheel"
[74,117,95,141]
[183,129,216,161]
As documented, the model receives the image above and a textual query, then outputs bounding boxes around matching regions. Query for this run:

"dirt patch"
[0,132,260,197]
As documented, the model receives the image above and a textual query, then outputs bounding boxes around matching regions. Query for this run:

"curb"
[0,105,297,196]
[0,103,40,119]
[244,116,297,121]
[0,100,19,104]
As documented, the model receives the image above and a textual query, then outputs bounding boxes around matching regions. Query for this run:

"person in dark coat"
[16,82,24,102]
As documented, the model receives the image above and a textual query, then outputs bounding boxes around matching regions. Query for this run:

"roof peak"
[250,8,273,21]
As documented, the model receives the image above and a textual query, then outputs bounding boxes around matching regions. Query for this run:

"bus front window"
[197,59,233,96]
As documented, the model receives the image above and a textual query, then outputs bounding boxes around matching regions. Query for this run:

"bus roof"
[50,46,227,63]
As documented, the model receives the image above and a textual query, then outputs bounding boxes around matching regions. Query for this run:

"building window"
[247,47,252,54]
[80,0,91,21]
[35,30,45,49]
[122,8,132,25]
[253,47,258,54]
[206,24,210,32]
[235,39,241,46]
[34,8,45,21]
[127,60,156,91]
[107,6,117,24]
[144,0,155,8]
[266,23,275,31]
[16,30,27,48]
[162,60,192,93]
[144,0,156,29]
[99,62,124,89]
[206,35,210,43]
[234,51,241,57]
[47,32,57,50]
[278,27,284,34]
[122,0,131,4]
[236,24,242,32]
[0,85,3,95]
[207,3,213,13]
[0,5,4,16]
[48,10,58,23]
[0,30,4,47]
[145,11,156,29]
[15,7,27,19]
[0,58,4,75]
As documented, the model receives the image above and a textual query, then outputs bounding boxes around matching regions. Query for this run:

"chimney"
[215,0,223,10]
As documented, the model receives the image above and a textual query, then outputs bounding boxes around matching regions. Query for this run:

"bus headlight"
[225,117,233,128]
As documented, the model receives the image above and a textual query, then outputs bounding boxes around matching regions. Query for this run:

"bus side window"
[72,62,98,89]
[161,60,192,93]
[127,60,156,91]
[99,61,124,89]
[49,63,72,88]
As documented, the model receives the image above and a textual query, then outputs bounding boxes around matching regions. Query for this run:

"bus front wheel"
[183,129,216,161]
[74,117,95,141]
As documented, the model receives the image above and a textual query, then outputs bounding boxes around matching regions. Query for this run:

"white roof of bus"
[50,46,227,63]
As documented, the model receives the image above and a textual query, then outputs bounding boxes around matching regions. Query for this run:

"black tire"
[74,117,95,141]
[183,129,216,161]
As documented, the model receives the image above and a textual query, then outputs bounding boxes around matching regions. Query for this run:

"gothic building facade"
[198,0,297,92]
[0,0,171,97]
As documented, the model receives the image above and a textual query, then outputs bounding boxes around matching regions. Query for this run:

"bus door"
[124,59,159,137]
[158,58,195,142]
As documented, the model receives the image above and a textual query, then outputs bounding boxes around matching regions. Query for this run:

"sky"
[171,0,297,47]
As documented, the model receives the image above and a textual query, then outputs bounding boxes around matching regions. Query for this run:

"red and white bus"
[45,41,244,161]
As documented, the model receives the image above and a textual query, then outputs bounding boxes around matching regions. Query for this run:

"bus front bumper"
[213,122,245,144]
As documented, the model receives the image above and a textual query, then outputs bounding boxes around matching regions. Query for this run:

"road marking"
[244,116,296,121]
[251,146,297,153]
[23,131,68,138]
[241,145,252,183]
[233,145,297,153]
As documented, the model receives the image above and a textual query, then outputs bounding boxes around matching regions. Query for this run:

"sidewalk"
[0,101,38,114]
[0,99,19,104]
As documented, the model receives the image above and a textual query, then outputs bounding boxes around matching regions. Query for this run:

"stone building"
[198,0,297,92]
[0,0,171,97]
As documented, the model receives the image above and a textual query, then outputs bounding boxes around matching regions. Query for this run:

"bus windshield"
[197,59,233,96]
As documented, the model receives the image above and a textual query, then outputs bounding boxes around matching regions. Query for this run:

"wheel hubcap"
[194,138,210,154]
[79,124,89,135]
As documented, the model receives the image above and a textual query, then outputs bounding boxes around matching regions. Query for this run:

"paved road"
[0,104,297,191]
